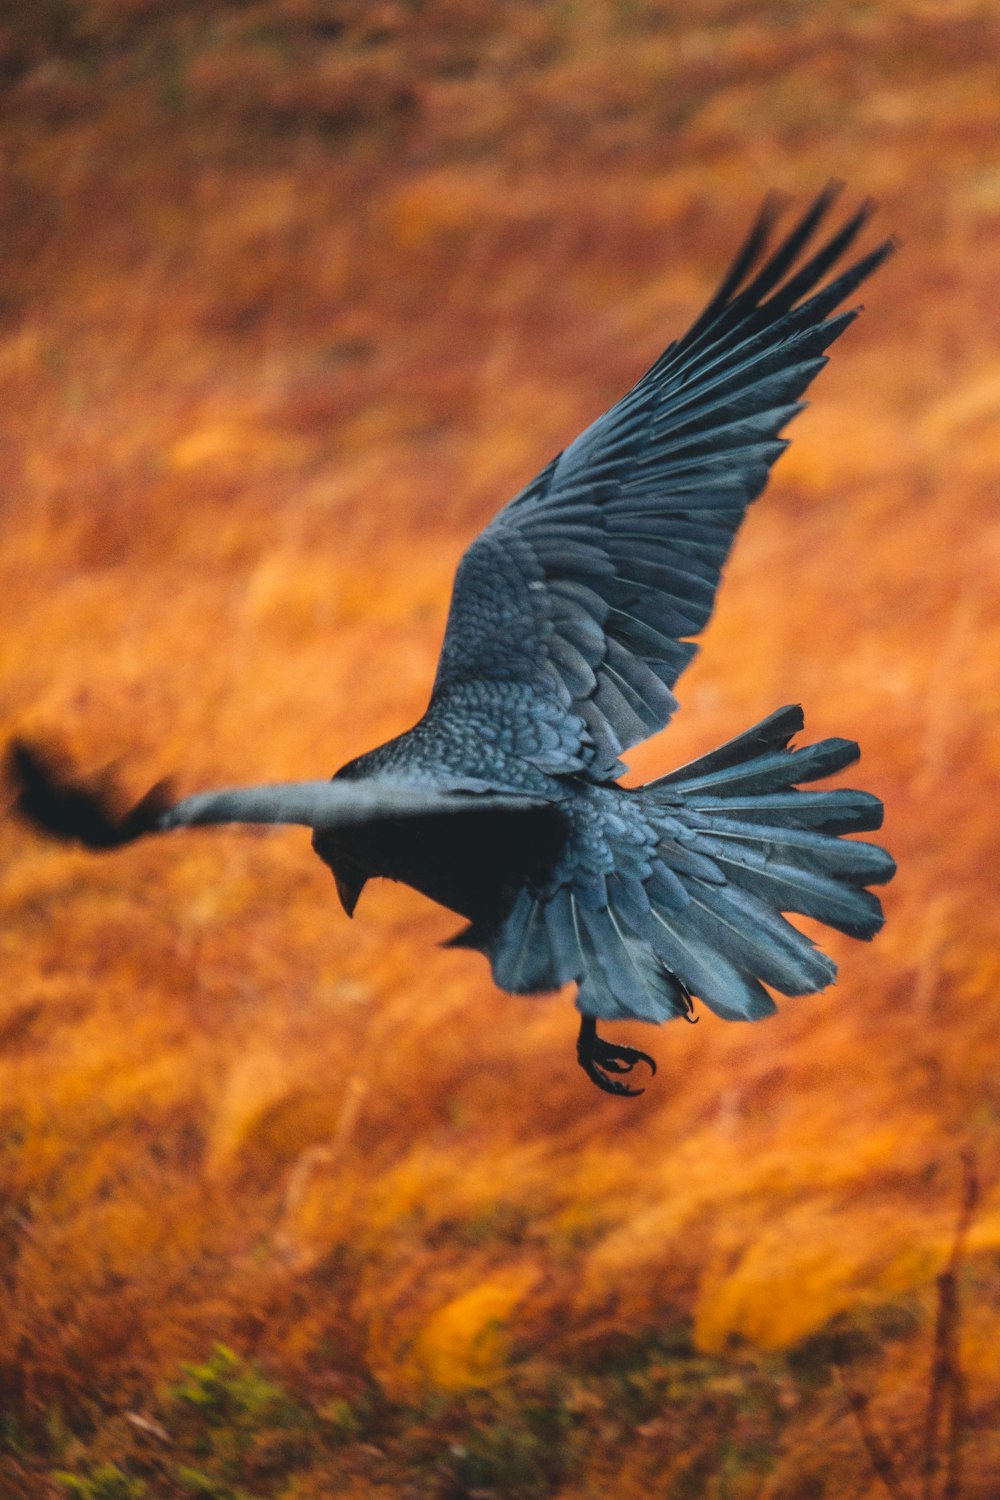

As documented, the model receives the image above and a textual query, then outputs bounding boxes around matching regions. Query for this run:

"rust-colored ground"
[2,3,999,1496]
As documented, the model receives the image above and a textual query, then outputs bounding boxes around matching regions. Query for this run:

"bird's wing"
[6,738,555,848]
[430,186,895,777]
[159,779,554,831]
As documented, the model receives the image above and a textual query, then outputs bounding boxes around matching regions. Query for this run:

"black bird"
[8,187,897,1097]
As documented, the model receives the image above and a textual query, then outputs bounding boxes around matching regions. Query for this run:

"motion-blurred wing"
[431,186,895,777]
[158,779,555,832]
[6,737,555,847]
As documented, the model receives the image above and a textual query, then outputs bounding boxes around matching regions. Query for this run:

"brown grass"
[2,1,1000,1495]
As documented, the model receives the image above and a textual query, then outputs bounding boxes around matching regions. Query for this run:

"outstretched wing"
[430,186,895,778]
[6,738,556,847]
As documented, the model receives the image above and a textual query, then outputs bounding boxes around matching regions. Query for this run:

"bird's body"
[316,741,566,929]
[8,186,898,1094]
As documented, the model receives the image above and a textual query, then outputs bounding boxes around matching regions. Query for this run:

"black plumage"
[7,187,897,1096]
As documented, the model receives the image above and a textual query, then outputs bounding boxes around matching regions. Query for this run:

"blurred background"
[1,2,999,1496]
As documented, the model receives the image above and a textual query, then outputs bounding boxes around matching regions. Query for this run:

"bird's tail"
[481,705,895,1025]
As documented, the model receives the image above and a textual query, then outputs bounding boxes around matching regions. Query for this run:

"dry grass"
[2,1,1000,1495]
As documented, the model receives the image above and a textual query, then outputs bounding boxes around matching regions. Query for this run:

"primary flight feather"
[8,185,897,1095]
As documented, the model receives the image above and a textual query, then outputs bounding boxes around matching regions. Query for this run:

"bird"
[7,185,897,1097]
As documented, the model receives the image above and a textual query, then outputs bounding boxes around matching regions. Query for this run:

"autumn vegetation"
[2,2,999,1496]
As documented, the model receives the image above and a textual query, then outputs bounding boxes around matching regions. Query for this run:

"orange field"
[2,3,1000,1496]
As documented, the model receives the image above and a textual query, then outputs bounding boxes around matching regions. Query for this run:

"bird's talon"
[577,1017,656,1097]
[598,1055,633,1074]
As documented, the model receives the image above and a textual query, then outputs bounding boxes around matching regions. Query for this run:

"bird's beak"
[335,867,366,918]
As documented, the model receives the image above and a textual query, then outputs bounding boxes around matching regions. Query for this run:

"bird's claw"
[577,1016,657,1097]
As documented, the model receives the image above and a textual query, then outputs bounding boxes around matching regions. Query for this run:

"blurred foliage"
[2,0,1000,1496]
[23,1312,936,1497]
[54,1470,147,1500]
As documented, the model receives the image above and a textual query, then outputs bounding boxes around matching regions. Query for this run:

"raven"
[8,186,897,1096]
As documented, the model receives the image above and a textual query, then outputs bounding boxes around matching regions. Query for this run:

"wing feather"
[431,188,895,775]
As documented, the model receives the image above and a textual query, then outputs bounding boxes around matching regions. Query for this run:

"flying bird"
[8,186,897,1096]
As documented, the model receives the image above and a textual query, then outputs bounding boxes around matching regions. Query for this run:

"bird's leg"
[576,1015,657,1098]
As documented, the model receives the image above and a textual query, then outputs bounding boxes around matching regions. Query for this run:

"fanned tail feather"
[631,704,894,1018]
[479,705,895,1029]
